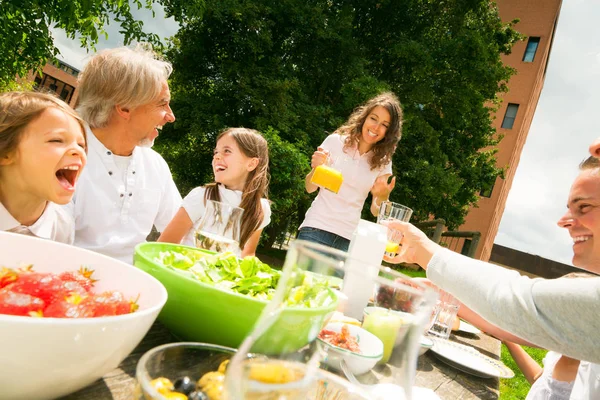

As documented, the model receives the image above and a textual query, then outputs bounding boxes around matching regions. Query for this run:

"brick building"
[29,59,80,107]
[459,0,564,261]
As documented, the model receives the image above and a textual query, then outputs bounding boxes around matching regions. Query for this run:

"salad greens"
[155,249,337,308]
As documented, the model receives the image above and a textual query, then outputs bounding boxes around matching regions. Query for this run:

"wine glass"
[194,199,244,255]
[377,201,413,258]
[224,240,437,400]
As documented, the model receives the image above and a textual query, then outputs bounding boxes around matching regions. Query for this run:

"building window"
[523,37,540,62]
[501,103,519,129]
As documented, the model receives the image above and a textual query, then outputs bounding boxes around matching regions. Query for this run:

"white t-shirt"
[526,351,574,400]
[299,134,393,240]
[0,201,74,244]
[66,128,182,264]
[181,184,271,254]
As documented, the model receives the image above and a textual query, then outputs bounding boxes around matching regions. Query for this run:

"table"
[61,322,501,400]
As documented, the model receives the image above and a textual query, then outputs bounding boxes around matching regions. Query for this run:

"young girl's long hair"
[205,128,270,249]
[337,92,403,170]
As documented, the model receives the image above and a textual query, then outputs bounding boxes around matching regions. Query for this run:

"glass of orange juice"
[377,202,413,257]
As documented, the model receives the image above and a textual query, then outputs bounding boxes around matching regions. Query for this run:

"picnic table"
[61,321,501,400]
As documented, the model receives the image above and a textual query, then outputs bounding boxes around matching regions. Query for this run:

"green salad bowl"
[133,242,338,353]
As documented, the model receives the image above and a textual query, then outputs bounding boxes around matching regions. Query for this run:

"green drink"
[362,309,405,364]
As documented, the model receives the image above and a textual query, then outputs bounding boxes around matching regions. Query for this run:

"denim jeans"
[297,227,350,252]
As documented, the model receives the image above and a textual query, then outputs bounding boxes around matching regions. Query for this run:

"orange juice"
[311,165,343,193]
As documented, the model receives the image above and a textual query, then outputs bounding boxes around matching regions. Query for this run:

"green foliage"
[159,0,523,240]
[0,0,163,90]
[500,344,547,399]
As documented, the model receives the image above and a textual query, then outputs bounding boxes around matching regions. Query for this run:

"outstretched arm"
[383,221,600,363]
[503,341,543,385]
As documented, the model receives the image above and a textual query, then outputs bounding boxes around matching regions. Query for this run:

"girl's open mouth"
[56,165,79,191]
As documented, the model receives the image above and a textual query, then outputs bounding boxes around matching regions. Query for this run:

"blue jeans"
[297,227,350,252]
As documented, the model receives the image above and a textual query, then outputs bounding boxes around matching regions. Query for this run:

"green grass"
[500,345,547,399]
[391,265,427,278]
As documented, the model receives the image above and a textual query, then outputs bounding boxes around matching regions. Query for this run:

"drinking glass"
[377,202,413,257]
[224,240,437,400]
[194,200,244,255]
[427,290,460,340]
[359,269,437,399]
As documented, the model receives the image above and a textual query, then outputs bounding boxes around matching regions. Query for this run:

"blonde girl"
[0,92,87,244]
[159,128,271,256]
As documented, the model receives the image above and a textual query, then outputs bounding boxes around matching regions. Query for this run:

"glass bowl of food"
[136,341,372,400]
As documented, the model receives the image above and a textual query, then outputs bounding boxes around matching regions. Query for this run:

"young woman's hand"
[311,147,329,169]
[370,175,396,201]
[381,221,440,268]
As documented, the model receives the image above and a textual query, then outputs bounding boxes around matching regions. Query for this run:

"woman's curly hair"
[337,92,403,170]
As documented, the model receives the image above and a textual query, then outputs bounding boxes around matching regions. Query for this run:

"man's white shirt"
[66,128,181,263]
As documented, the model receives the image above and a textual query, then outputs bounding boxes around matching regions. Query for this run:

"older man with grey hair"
[67,46,181,263]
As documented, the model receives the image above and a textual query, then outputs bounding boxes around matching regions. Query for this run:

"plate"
[457,320,481,335]
[429,338,514,379]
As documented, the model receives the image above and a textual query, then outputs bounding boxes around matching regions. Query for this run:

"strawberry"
[82,291,139,317]
[44,294,95,318]
[58,267,97,292]
[0,289,45,316]
[5,272,67,305]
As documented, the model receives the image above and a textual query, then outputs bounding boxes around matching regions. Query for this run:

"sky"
[50,0,600,265]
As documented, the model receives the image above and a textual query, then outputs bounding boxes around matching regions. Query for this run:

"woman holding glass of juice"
[298,92,403,251]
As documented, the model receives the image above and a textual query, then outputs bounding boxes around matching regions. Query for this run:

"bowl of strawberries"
[0,231,168,400]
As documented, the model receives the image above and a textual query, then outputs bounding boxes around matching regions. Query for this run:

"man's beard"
[138,137,155,148]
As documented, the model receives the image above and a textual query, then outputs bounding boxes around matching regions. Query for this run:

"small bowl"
[419,336,434,355]
[318,322,384,375]
[136,342,236,399]
[136,342,373,400]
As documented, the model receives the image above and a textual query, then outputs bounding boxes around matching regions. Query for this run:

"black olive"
[173,376,196,395]
[187,390,209,400]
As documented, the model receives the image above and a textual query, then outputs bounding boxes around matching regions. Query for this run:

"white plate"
[457,320,481,335]
[429,338,514,379]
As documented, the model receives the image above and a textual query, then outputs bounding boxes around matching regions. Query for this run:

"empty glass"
[427,290,460,340]
[194,200,244,256]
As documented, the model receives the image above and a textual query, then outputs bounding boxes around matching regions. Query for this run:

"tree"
[158,0,522,243]
[0,0,166,90]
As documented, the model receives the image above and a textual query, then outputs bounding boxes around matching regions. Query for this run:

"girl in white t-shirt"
[0,92,87,244]
[158,128,271,256]
[298,92,403,251]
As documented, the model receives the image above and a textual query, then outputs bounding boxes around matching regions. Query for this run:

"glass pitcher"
[194,199,244,256]
[310,153,344,194]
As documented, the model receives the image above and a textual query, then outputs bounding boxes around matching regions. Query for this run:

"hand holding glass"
[377,201,413,257]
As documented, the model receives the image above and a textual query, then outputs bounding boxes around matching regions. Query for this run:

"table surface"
[61,321,501,400]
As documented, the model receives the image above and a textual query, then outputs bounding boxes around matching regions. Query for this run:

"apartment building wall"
[459,0,563,261]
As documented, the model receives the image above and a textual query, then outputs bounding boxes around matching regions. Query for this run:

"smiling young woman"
[298,92,403,252]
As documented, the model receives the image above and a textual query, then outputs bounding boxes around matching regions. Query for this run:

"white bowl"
[0,232,168,400]
[318,322,384,375]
